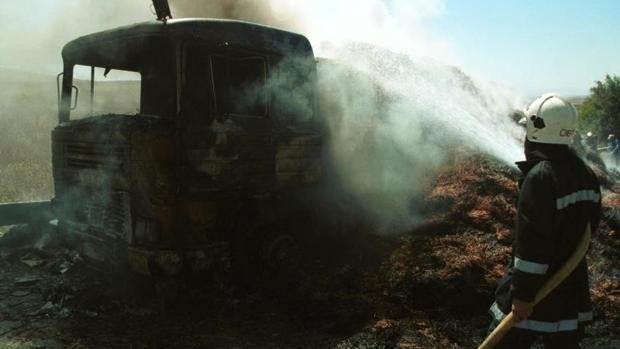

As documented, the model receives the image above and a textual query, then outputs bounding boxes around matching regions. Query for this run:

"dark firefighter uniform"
[490,143,601,348]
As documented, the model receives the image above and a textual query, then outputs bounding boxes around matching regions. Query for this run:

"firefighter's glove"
[512,298,534,321]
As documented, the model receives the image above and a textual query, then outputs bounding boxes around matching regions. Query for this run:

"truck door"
[180,45,275,194]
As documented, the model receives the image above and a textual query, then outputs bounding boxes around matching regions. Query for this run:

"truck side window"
[71,65,140,119]
[211,54,268,117]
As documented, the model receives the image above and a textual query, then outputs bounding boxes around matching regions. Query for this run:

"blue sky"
[423,0,620,95]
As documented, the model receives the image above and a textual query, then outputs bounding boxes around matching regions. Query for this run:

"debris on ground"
[0,153,618,348]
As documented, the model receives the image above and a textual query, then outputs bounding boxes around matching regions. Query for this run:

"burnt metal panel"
[62,19,314,69]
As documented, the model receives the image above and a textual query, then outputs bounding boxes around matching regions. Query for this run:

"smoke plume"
[171,0,304,32]
[169,0,525,227]
[316,45,523,227]
[0,1,526,228]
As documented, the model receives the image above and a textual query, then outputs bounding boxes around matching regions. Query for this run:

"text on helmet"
[559,129,576,137]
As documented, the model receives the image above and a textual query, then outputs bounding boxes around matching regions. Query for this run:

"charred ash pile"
[385,154,518,312]
[0,152,618,348]
[333,153,520,348]
[335,153,620,348]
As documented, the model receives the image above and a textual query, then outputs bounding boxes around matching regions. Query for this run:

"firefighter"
[488,93,601,348]
[607,134,620,166]
[584,131,596,150]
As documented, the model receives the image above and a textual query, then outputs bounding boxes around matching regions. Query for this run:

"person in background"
[487,93,601,348]
[584,131,597,150]
[607,134,620,166]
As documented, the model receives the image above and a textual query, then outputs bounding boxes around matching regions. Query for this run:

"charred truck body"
[53,19,324,280]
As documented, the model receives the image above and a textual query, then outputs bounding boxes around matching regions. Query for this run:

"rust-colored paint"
[152,206,176,242]
[183,200,217,242]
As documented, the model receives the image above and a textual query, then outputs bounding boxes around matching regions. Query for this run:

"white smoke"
[317,44,524,227]
[0,0,152,73]
[169,0,526,226]
[0,0,526,227]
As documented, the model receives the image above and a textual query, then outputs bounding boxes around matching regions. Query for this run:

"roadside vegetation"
[577,74,620,144]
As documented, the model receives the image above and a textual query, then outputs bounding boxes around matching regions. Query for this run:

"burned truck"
[51,18,326,281]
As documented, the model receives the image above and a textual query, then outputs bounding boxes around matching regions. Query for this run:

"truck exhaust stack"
[152,0,173,21]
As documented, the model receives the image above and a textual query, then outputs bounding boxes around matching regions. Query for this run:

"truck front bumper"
[127,243,230,276]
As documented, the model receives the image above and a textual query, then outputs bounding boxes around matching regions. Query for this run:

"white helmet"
[520,93,577,145]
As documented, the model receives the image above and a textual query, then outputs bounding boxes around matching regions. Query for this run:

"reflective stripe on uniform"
[514,319,579,332]
[514,256,549,275]
[490,302,506,321]
[490,302,582,333]
[578,311,593,322]
[556,190,600,210]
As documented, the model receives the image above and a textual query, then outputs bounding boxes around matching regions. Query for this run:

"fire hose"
[478,223,592,349]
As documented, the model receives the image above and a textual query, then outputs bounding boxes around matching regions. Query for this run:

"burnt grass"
[0,154,618,348]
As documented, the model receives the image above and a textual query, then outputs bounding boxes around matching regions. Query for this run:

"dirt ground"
[0,154,618,349]
[0,237,359,348]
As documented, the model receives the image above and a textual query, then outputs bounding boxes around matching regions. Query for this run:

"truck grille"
[65,143,127,171]
[73,191,132,242]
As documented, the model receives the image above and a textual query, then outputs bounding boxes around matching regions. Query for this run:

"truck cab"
[53,19,323,280]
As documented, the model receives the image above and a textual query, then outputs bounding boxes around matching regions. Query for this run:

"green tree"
[577,74,620,139]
